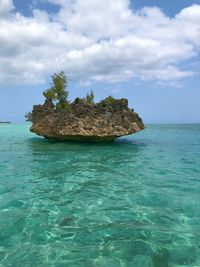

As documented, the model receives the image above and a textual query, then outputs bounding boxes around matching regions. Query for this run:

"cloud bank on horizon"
[0,0,200,85]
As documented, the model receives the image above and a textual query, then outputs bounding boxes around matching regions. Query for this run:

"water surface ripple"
[0,124,200,266]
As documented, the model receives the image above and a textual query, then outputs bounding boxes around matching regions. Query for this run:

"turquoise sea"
[0,124,200,267]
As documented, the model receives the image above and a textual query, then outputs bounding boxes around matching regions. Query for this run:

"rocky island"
[27,72,144,141]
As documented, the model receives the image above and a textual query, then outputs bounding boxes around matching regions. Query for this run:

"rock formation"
[29,97,144,142]
[27,71,144,141]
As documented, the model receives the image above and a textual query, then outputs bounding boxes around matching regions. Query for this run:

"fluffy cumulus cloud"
[0,0,200,85]
[0,0,13,17]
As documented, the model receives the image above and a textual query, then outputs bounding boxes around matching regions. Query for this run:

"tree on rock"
[43,87,56,107]
[43,71,70,111]
[84,90,94,105]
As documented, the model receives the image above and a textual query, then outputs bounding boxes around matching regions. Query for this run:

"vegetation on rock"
[43,71,70,112]
[26,71,144,141]
[84,90,94,105]
[102,95,117,105]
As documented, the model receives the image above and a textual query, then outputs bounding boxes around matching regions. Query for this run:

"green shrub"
[56,100,71,112]
[84,90,94,104]
[105,95,116,104]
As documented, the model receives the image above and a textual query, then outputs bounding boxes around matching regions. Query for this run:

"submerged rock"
[29,97,144,142]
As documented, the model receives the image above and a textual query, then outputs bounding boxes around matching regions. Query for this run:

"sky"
[0,0,200,123]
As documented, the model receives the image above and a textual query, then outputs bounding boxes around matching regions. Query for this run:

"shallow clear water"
[0,124,200,267]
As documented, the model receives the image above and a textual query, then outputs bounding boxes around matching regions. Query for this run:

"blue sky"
[0,0,200,123]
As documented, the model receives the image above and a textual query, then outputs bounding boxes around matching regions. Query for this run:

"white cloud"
[0,0,14,17]
[0,0,200,85]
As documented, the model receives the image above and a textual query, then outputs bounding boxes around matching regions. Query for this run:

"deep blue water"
[0,124,200,267]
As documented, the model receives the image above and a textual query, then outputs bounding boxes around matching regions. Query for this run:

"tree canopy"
[43,71,69,111]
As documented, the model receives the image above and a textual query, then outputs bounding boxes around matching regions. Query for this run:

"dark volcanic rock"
[30,98,144,142]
